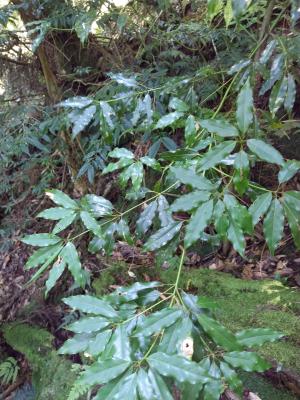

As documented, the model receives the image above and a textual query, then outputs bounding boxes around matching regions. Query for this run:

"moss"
[160,268,300,373]
[2,323,77,400]
[92,263,123,295]
[240,372,296,400]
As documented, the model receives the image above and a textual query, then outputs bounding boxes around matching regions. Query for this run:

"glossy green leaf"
[67,316,110,333]
[170,166,216,191]
[197,314,242,351]
[224,196,253,235]
[100,101,115,128]
[235,328,284,347]
[198,141,236,171]
[269,77,287,116]
[45,259,66,296]
[259,40,277,65]
[213,200,228,238]
[247,139,284,166]
[27,245,63,283]
[144,222,182,251]
[200,119,238,137]
[58,333,91,354]
[82,194,113,217]
[283,191,300,211]
[236,79,253,134]
[219,362,243,394]
[115,282,161,301]
[227,218,245,256]
[80,211,102,236]
[184,200,214,248]
[203,380,224,400]
[63,295,118,318]
[88,330,112,356]
[278,160,300,184]
[69,105,96,138]
[78,359,131,386]
[37,207,75,220]
[158,316,193,355]
[232,0,248,17]
[52,212,76,234]
[134,308,182,337]
[180,381,201,400]
[223,351,271,372]
[283,196,300,249]
[148,369,173,400]
[263,198,284,255]
[112,325,131,361]
[169,97,189,112]
[93,373,131,400]
[185,115,197,146]
[234,150,249,172]
[157,195,173,227]
[88,236,106,253]
[109,148,134,159]
[148,352,210,385]
[155,111,184,129]
[61,242,87,287]
[249,192,272,225]
[228,59,251,75]
[170,191,211,212]
[103,158,133,174]
[113,373,138,400]
[140,156,160,170]
[119,162,143,191]
[46,189,78,209]
[136,200,157,234]
[284,73,296,112]
[259,54,284,96]
[137,369,154,400]
[58,96,92,109]
[160,149,197,161]
[25,243,63,269]
[22,233,62,247]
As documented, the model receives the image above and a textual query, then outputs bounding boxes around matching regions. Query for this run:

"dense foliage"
[1,0,300,398]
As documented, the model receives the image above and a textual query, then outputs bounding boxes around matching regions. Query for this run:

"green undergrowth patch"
[160,268,300,374]
[1,323,77,400]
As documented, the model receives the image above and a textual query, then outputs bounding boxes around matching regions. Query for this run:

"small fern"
[0,357,19,386]
[67,365,90,400]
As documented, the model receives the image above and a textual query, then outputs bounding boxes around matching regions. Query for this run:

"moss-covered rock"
[160,268,300,374]
[1,323,77,400]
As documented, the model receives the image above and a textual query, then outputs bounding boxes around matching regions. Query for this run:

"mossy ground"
[1,323,77,400]
[160,268,300,374]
